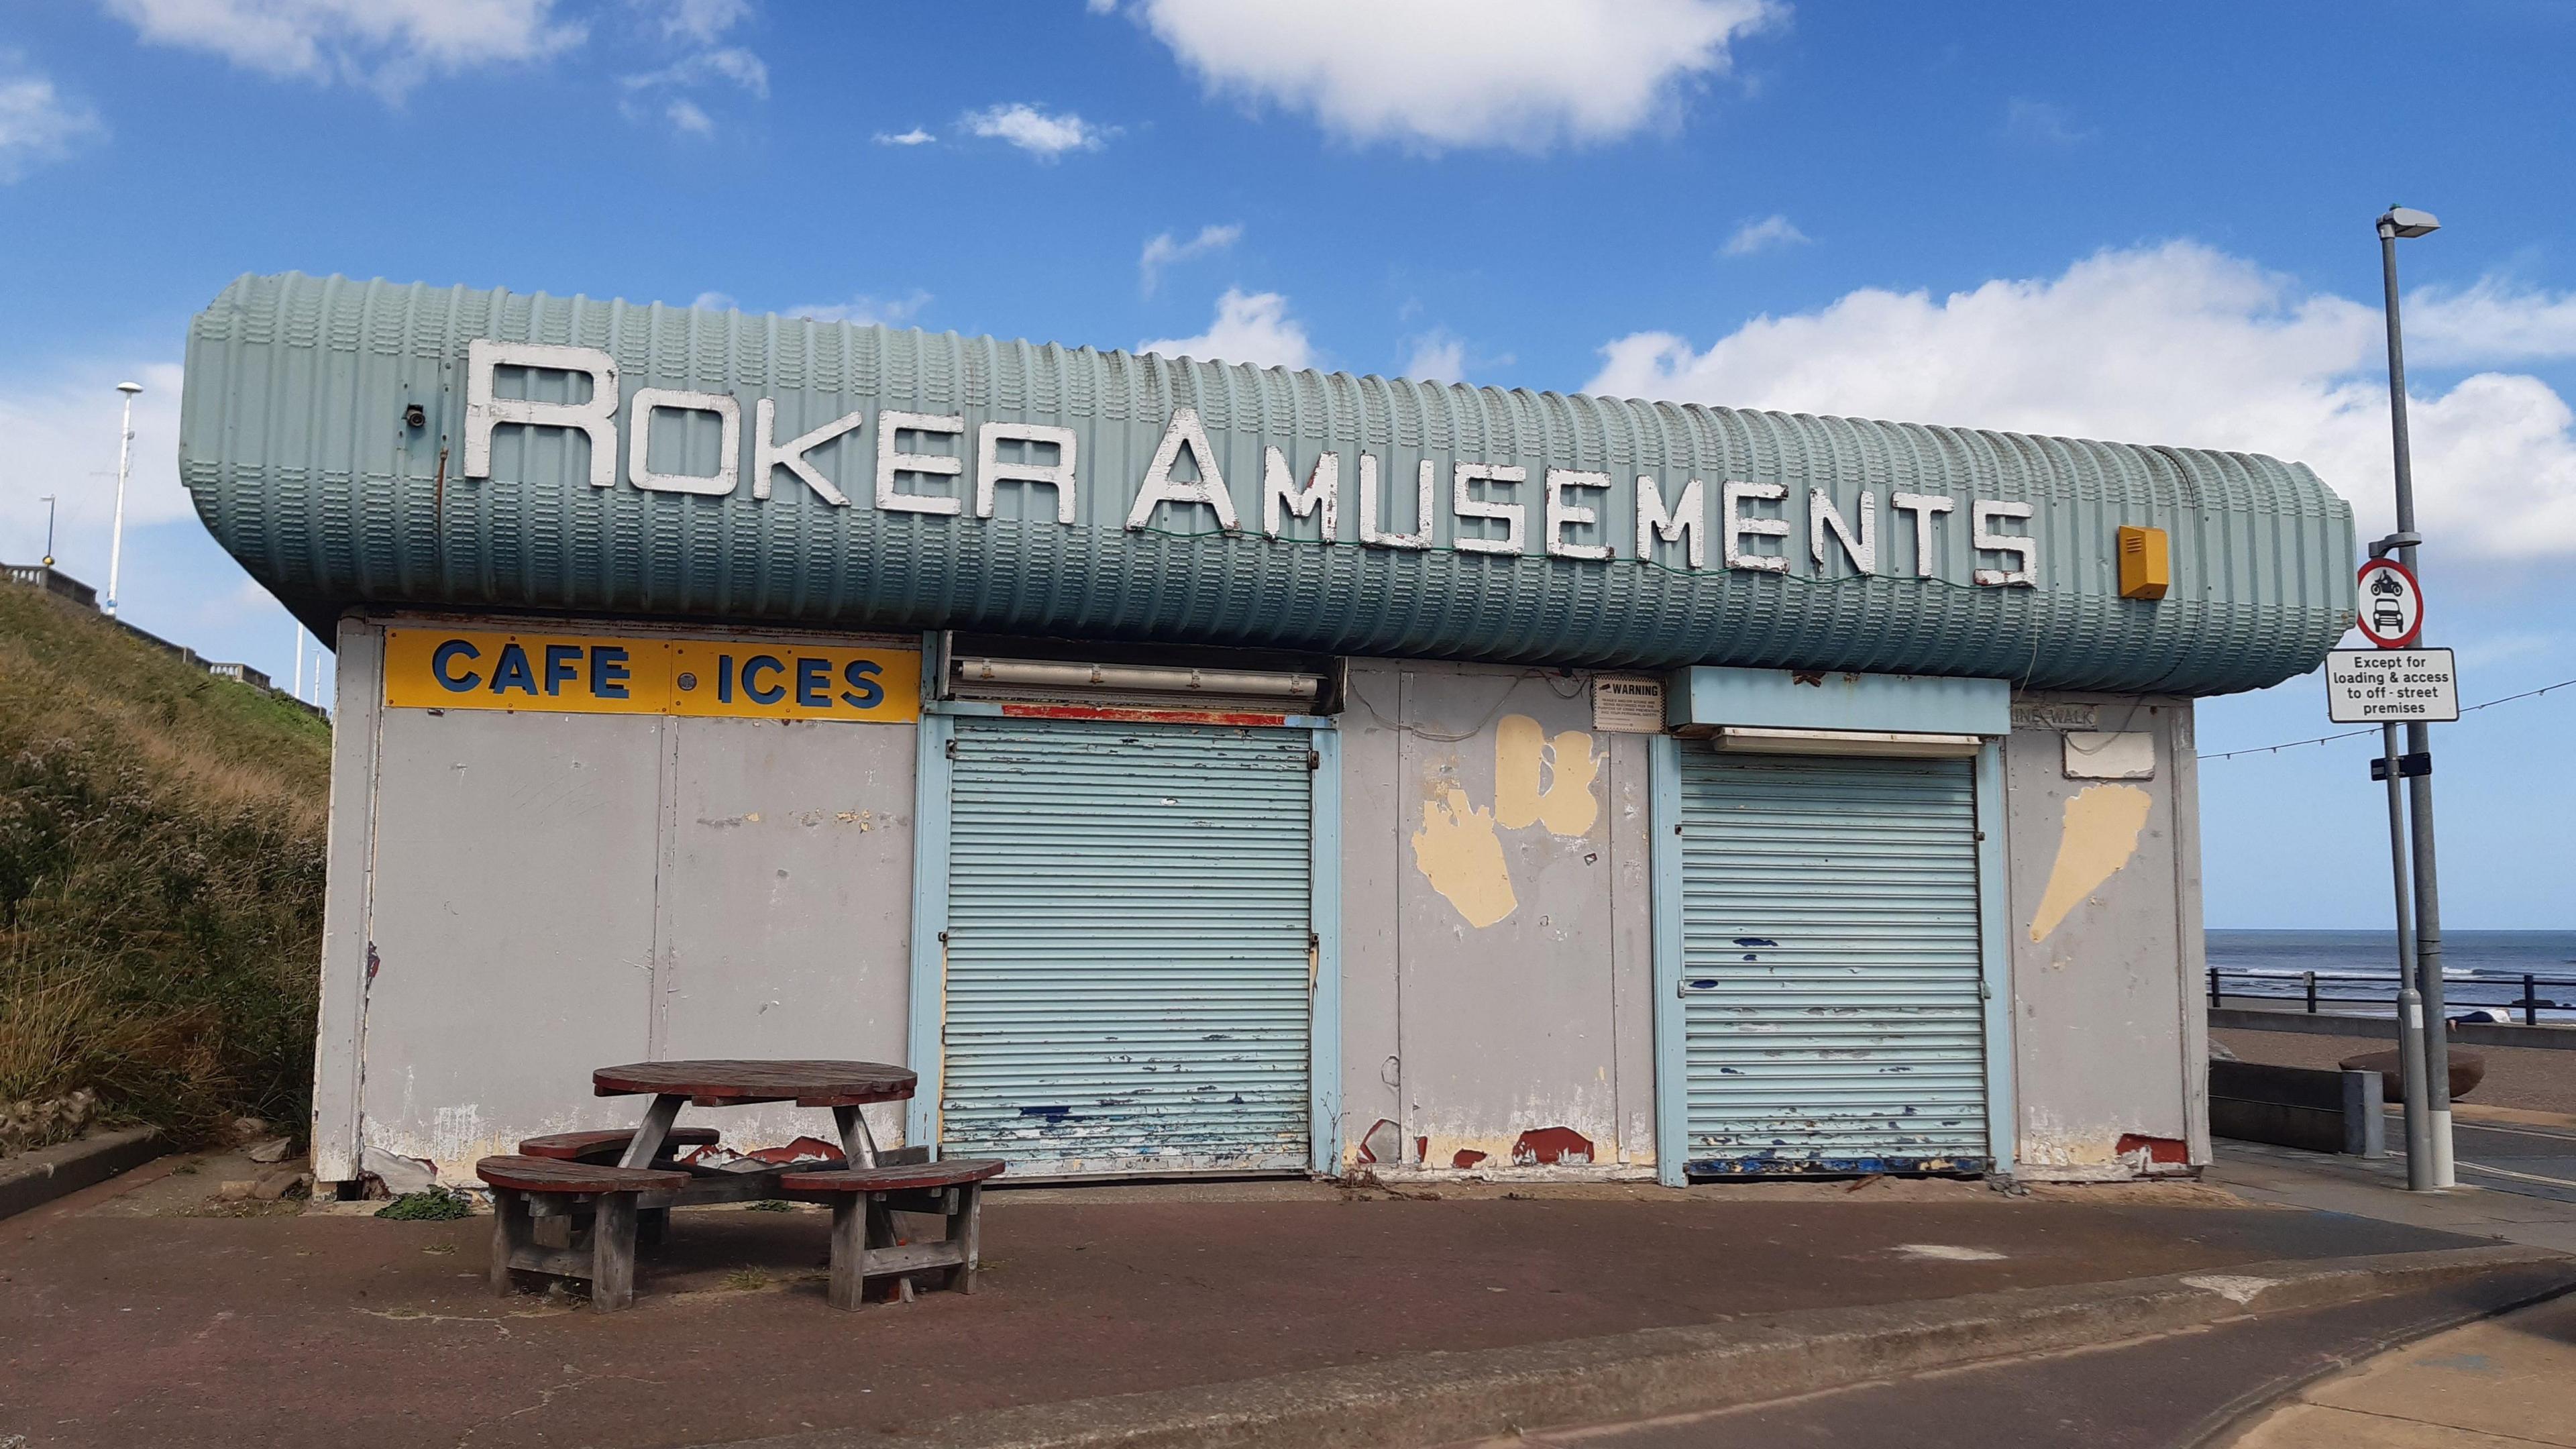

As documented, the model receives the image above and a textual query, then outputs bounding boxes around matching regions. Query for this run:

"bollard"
[2343,1069,2387,1159]
[2527,973,2539,1026]
[2305,971,2318,1014]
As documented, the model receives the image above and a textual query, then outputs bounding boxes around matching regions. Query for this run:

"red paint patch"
[2116,1134,2189,1167]
[746,1136,847,1166]
[1511,1127,1594,1167]
[1414,1136,1428,1163]
[998,704,1291,727]
[1452,1150,1488,1169]
[1354,1119,1401,1165]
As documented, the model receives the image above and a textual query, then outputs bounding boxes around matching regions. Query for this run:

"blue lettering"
[796,656,831,708]
[489,643,539,696]
[742,654,786,705]
[840,659,884,709]
[590,646,631,699]
[543,644,581,696]
[431,639,481,692]
[716,653,734,704]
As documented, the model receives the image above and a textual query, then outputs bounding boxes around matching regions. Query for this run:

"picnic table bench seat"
[781,1158,1005,1309]
[517,1127,720,1163]
[476,1155,691,1311]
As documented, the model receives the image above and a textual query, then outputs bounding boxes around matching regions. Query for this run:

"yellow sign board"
[384,628,920,723]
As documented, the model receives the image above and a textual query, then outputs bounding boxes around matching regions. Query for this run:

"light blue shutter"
[942,718,1313,1177]
[1676,749,1990,1175]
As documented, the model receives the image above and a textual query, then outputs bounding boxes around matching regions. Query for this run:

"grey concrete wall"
[322,614,916,1187]
[2002,694,2201,1178]
[1338,661,1656,1178]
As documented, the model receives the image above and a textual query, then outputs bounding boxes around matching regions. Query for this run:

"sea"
[2206,929,2576,1024]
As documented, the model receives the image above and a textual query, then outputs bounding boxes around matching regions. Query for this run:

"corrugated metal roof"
[180,272,2355,694]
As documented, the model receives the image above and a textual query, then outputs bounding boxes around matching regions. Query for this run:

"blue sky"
[2,1,2570,928]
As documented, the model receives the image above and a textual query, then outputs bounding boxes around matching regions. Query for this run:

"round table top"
[592,1059,917,1108]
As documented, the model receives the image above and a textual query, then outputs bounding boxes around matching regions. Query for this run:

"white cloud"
[1140,289,1314,371]
[688,290,737,311]
[103,0,584,97]
[1721,214,1807,257]
[1584,241,2576,560]
[787,290,932,328]
[2405,276,2576,368]
[2003,97,2093,148]
[0,362,190,572]
[961,103,1108,158]
[1403,331,1467,384]
[0,54,105,182]
[1123,0,1779,152]
[1138,223,1242,295]
[654,0,749,46]
[873,127,934,146]
[665,97,712,134]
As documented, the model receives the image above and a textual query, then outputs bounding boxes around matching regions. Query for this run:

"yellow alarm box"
[2117,525,2170,599]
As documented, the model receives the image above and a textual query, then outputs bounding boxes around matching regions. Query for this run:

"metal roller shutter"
[943,718,1313,1177]
[1676,749,1990,1175]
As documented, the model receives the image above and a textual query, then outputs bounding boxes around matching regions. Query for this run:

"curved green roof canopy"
[182,272,2355,695]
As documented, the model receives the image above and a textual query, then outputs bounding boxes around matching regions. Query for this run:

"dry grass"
[0,583,330,1146]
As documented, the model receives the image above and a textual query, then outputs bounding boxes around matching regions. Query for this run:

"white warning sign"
[2326,649,2460,724]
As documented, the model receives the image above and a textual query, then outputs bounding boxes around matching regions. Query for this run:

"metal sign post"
[2375,205,2454,1189]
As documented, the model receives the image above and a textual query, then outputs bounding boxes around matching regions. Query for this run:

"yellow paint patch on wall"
[1411,785,1517,928]
[2027,784,2154,942]
[1493,714,1602,837]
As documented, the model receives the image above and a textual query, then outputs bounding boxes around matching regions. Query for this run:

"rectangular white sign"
[2326,649,2459,724]
[1591,676,1667,733]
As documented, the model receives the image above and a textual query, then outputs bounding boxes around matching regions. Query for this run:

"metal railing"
[2207,967,2576,1025]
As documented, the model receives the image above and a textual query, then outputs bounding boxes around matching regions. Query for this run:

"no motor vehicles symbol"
[2354,559,2424,648]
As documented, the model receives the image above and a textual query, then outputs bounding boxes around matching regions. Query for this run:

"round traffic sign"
[2355,558,2424,648]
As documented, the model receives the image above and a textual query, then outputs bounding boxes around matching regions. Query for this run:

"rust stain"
[1510,1127,1594,1167]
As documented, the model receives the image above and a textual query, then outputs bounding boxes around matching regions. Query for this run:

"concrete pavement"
[2222,1287,2576,1447]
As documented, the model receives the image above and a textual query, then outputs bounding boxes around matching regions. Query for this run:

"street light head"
[2379,207,2440,239]
[115,380,142,395]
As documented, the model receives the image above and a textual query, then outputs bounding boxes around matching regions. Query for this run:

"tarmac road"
[1460,1277,2570,1449]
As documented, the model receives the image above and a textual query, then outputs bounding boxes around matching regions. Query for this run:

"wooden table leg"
[490,1187,531,1297]
[591,1191,639,1311]
[826,1197,867,1311]
[617,1094,684,1169]
[950,1181,982,1295]
[830,1104,880,1169]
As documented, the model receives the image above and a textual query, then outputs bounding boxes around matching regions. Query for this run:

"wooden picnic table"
[484,1059,937,1310]
[592,1059,917,1197]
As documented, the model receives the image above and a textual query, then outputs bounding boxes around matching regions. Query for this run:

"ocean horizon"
[2205,928,2576,1022]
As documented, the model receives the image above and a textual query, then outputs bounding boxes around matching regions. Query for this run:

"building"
[177,272,2354,1192]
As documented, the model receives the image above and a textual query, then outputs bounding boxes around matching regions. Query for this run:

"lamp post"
[106,380,141,617]
[40,494,57,566]
[2376,205,2454,1189]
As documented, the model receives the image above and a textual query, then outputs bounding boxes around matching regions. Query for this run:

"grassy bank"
[0,582,330,1148]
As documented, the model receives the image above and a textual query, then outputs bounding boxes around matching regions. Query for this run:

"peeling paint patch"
[2116,1132,2190,1167]
[1511,1127,1593,1166]
[1452,1149,1489,1169]
[1493,714,1601,837]
[1411,784,1516,928]
[1355,1118,1404,1166]
[2027,783,2153,942]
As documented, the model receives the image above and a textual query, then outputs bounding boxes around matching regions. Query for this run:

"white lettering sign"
[453,340,2055,588]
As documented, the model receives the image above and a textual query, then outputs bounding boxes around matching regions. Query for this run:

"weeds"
[722,1267,771,1291]
[376,1188,476,1221]
[0,585,330,1148]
